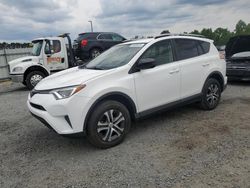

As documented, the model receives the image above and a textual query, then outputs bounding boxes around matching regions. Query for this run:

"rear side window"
[111,34,124,41]
[199,41,210,54]
[98,34,112,40]
[174,39,210,60]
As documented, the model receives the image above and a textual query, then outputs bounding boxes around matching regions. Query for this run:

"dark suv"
[226,35,250,81]
[73,32,126,60]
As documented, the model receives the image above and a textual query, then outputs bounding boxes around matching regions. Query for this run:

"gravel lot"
[0,81,250,188]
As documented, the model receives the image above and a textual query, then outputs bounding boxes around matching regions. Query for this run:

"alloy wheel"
[206,83,219,107]
[91,50,101,58]
[30,74,43,86]
[97,109,125,142]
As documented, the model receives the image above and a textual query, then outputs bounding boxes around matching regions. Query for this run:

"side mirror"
[137,58,156,70]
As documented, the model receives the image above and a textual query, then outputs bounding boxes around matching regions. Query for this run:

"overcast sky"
[0,0,249,41]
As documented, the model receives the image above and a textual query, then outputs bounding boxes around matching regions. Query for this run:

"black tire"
[200,78,221,110]
[25,71,45,90]
[90,48,102,59]
[22,81,27,86]
[86,100,131,149]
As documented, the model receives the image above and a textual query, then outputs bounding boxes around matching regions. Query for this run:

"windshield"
[84,43,145,70]
[31,40,43,56]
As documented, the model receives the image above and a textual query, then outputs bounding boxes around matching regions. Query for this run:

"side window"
[44,41,50,54]
[199,41,210,54]
[52,40,61,53]
[175,39,199,60]
[98,34,112,40]
[44,40,61,54]
[140,40,174,66]
[111,34,123,41]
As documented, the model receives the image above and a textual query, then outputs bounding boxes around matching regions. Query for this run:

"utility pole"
[88,20,93,32]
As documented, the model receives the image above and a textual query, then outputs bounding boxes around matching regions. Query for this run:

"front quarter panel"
[10,60,49,75]
[78,66,138,112]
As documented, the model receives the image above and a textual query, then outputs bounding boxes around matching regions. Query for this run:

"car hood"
[226,35,250,59]
[35,67,112,90]
[8,56,37,67]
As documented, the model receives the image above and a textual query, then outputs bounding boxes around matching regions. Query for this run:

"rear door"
[173,39,211,98]
[133,39,181,112]
[97,33,114,50]
[98,33,124,50]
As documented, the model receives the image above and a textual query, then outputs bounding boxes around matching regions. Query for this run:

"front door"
[43,39,67,71]
[133,40,181,112]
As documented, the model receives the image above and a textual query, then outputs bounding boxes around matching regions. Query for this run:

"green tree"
[213,28,233,46]
[235,20,247,35]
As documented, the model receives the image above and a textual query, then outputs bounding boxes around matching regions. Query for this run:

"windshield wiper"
[88,67,105,70]
[78,64,86,69]
[78,65,105,70]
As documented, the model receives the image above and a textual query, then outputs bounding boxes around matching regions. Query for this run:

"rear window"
[76,33,98,41]
[174,39,210,60]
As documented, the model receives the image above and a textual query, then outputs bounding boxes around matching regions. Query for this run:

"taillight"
[219,51,225,59]
[81,39,88,47]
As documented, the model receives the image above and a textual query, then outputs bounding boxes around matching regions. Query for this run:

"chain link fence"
[0,48,32,80]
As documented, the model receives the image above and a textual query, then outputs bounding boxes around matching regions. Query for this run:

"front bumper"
[28,92,92,135]
[10,74,24,83]
[226,68,250,81]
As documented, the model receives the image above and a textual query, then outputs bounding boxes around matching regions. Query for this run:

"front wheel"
[87,101,131,149]
[26,71,45,90]
[200,78,221,110]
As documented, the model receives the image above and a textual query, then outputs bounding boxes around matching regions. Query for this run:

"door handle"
[169,69,180,74]
[202,63,210,67]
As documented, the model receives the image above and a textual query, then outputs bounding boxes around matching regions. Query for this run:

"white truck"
[8,33,78,89]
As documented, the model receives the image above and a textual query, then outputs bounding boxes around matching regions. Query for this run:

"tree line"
[161,20,250,46]
[0,42,32,50]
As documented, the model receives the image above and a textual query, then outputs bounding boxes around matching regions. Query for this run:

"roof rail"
[155,33,205,39]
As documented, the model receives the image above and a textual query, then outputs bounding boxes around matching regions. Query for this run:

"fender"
[204,71,225,91]
[83,91,137,132]
[23,64,50,78]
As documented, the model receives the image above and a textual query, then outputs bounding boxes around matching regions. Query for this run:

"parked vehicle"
[225,35,250,81]
[8,33,78,89]
[28,34,227,148]
[73,32,126,60]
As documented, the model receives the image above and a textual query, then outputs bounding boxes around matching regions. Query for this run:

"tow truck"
[8,33,81,89]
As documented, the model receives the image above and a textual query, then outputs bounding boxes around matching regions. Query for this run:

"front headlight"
[12,67,23,72]
[50,84,86,100]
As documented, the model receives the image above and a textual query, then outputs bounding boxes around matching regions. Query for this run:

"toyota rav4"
[28,34,227,148]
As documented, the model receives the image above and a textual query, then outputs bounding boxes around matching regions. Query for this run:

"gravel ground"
[0,81,250,188]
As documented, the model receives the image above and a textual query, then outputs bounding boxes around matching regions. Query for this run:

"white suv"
[28,34,227,148]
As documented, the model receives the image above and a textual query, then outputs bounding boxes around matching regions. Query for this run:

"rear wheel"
[87,101,131,149]
[90,48,102,59]
[26,71,45,90]
[200,78,221,110]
